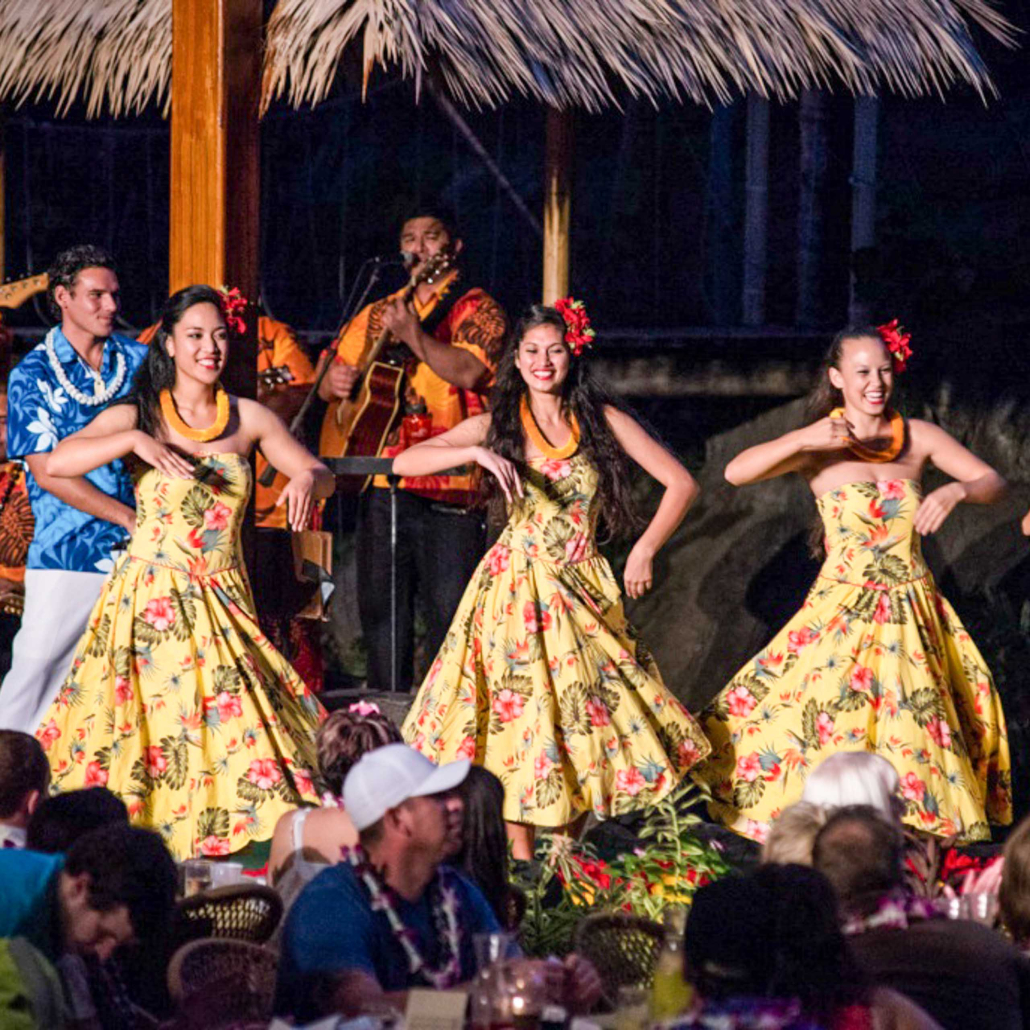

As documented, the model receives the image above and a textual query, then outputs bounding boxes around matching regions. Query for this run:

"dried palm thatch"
[0,0,170,118]
[263,0,1016,113]
[0,0,1016,118]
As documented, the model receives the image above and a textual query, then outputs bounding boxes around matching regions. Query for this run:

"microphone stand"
[258,258,391,488]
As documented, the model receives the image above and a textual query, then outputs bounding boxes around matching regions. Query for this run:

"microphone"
[371,253,418,270]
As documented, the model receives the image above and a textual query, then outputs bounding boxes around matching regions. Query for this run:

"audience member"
[451,765,520,928]
[25,788,128,853]
[277,744,600,1022]
[762,802,828,866]
[268,702,402,883]
[685,864,940,1029]
[1000,812,1030,950]
[0,823,175,963]
[813,805,1030,1030]
[0,729,50,849]
[801,752,902,822]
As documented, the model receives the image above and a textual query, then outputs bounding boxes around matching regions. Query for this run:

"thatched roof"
[0,0,169,117]
[0,0,1016,118]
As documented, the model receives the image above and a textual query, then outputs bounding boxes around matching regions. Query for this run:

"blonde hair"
[762,802,829,866]
[801,752,901,821]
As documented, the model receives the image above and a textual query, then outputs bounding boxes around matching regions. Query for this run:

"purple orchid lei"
[344,844,462,989]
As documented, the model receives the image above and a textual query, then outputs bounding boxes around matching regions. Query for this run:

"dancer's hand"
[914,482,965,535]
[132,432,195,479]
[624,541,654,598]
[474,447,524,505]
[278,469,317,531]
[797,415,854,452]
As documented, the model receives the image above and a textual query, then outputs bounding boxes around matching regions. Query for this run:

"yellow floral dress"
[695,478,1011,843]
[36,454,324,860]
[402,452,710,827]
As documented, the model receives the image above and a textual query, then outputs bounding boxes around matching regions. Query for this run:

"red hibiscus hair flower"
[554,297,596,357]
[877,318,913,373]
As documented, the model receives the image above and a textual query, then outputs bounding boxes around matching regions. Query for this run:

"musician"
[139,314,324,689]
[0,245,146,733]
[318,209,506,691]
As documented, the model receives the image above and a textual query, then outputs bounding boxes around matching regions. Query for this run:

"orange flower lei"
[829,407,905,463]
[520,395,580,460]
[160,387,231,443]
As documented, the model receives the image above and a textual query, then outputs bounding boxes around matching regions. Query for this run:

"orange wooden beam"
[170,0,260,398]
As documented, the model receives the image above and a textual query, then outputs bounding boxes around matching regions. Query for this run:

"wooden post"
[707,102,737,325]
[849,96,879,325]
[542,109,573,304]
[169,0,260,398]
[796,90,828,328]
[742,95,770,327]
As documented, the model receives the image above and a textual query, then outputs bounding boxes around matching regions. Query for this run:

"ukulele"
[318,252,454,493]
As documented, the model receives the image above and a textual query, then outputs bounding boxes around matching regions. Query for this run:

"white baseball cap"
[343,743,471,831]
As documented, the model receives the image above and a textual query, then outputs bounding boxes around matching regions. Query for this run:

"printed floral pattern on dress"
[402,452,709,827]
[36,454,324,860]
[695,479,1011,843]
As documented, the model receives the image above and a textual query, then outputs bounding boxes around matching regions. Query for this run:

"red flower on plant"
[142,597,176,631]
[247,758,281,790]
[877,318,913,373]
[492,689,525,723]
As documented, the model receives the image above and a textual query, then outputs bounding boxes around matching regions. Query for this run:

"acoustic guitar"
[319,252,453,493]
[0,273,48,310]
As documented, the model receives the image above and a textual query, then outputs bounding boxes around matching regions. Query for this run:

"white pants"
[0,569,107,734]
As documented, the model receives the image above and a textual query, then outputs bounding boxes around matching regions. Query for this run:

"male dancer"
[318,209,506,691]
[0,246,146,732]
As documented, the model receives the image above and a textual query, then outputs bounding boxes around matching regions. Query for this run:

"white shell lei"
[44,327,127,407]
[344,845,462,989]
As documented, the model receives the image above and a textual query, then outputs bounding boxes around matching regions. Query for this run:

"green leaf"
[195,807,230,841]
[181,485,212,529]
[733,776,766,809]
[801,697,821,749]
[161,735,189,791]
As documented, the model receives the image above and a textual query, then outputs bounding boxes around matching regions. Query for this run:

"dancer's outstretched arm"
[243,399,335,532]
[391,413,524,505]
[724,416,853,486]
[45,403,195,480]
[606,406,699,599]
[908,419,1007,535]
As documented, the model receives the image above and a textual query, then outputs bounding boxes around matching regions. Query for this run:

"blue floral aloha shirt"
[7,328,147,573]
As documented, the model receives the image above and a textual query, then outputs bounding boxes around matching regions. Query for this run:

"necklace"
[520,395,580,460]
[343,845,462,989]
[830,407,904,463]
[44,328,127,407]
[159,387,231,443]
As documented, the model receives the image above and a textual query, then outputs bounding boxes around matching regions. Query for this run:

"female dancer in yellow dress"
[695,322,1012,843]
[35,285,334,860]
[396,300,710,860]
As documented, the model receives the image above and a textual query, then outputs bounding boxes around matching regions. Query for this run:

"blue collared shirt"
[7,328,147,572]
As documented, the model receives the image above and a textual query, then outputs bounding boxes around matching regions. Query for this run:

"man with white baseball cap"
[276,743,496,1021]
[277,744,602,1022]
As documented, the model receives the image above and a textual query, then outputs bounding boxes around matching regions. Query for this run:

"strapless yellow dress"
[402,452,710,827]
[695,478,1011,842]
[36,454,324,859]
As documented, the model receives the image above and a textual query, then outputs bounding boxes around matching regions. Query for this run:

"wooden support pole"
[542,108,573,304]
[849,96,879,325]
[742,95,770,327]
[170,0,260,398]
[796,90,828,329]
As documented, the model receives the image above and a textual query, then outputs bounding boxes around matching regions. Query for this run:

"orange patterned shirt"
[327,276,506,506]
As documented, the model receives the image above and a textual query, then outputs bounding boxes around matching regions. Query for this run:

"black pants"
[357,489,485,692]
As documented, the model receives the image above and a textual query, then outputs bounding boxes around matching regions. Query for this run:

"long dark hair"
[115,284,225,438]
[451,766,512,927]
[482,305,640,539]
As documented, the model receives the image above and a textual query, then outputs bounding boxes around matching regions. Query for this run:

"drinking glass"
[209,861,245,889]
[474,931,516,973]
[181,859,213,897]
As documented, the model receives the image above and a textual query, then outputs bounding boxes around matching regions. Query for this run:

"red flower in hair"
[554,296,596,357]
[218,286,249,336]
[877,318,913,373]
